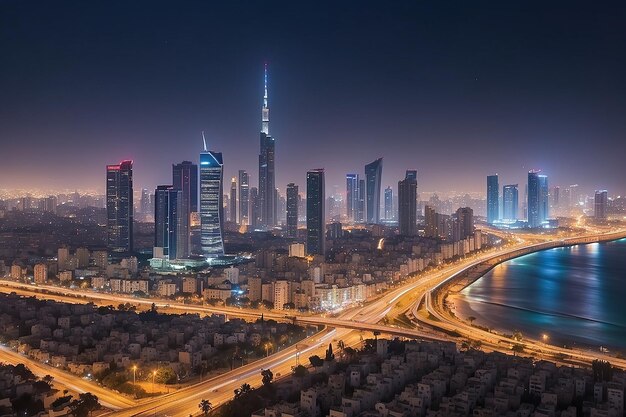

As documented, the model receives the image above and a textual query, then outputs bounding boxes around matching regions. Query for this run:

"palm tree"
[337,340,345,358]
[199,399,212,417]
[234,383,252,399]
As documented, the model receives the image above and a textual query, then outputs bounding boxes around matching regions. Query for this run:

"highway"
[0,345,137,410]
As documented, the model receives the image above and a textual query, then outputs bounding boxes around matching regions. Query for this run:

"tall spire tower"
[259,62,276,228]
[262,62,269,135]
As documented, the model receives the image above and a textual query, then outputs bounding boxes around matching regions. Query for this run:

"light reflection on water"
[458,239,626,349]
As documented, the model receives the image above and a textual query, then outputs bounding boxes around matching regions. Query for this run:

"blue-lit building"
[200,138,225,258]
[172,161,197,258]
[487,174,499,224]
[106,160,133,253]
[307,169,325,256]
[503,184,519,221]
[154,185,183,259]
[346,174,359,222]
[365,158,383,224]
[528,170,549,228]
[384,186,393,220]
[258,64,276,229]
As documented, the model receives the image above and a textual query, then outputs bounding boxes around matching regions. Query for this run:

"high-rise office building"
[249,187,259,229]
[487,174,499,224]
[199,135,224,258]
[229,177,237,223]
[306,169,325,256]
[398,170,417,236]
[357,179,366,223]
[424,205,438,238]
[238,170,250,226]
[172,160,198,258]
[455,207,474,239]
[384,186,393,220]
[528,170,548,228]
[365,158,383,224]
[286,183,299,238]
[346,174,359,222]
[502,184,519,221]
[154,185,184,259]
[595,190,608,220]
[259,63,276,229]
[106,160,133,253]
[140,188,151,216]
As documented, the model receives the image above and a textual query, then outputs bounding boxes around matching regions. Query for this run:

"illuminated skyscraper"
[384,186,393,220]
[502,184,519,221]
[398,170,417,236]
[286,183,298,238]
[154,185,183,259]
[259,63,276,229]
[357,179,365,223]
[249,187,259,229]
[455,207,474,239]
[595,190,608,220]
[306,169,325,256]
[199,134,224,258]
[365,158,383,224]
[346,174,359,222]
[528,170,548,228]
[172,160,198,257]
[106,160,133,253]
[487,174,499,224]
[238,170,249,226]
[424,205,438,238]
[229,177,237,223]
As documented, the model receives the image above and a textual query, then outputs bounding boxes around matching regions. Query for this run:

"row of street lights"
[131,364,159,396]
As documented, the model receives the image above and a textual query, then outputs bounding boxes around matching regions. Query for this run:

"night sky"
[1,1,625,196]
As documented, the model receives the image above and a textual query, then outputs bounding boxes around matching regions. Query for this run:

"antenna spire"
[201,131,207,152]
[261,62,270,135]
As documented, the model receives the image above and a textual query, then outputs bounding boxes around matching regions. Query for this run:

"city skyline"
[1,2,626,195]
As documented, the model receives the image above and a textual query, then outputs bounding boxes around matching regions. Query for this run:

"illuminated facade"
[307,169,325,256]
[286,183,298,238]
[346,173,359,222]
[528,170,549,228]
[200,137,225,258]
[595,190,608,220]
[238,170,249,225]
[259,63,276,229]
[487,174,499,224]
[154,185,184,259]
[503,184,519,221]
[172,160,197,257]
[365,158,383,224]
[384,186,393,220]
[106,160,133,253]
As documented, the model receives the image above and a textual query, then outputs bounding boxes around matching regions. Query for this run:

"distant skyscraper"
[398,170,417,236]
[424,205,437,238]
[259,63,276,229]
[154,185,183,259]
[306,169,325,256]
[365,158,383,224]
[199,135,224,258]
[106,160,133,253]
[487,174,499,224]
[455,207,474,239]
[238,170,250,226]
[286,183,299,238]
[357,179,366,223]
[172,160,198,258]
[503,184,519,221]
[140,188,150,216]
[249,186,259,229]
[595,190,608,220]
[528,170,549,228]
[384,186,393,220]
[346,174,359,222]
[229,177,237,223]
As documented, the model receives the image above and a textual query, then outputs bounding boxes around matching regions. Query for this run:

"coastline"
[439,232,626,354]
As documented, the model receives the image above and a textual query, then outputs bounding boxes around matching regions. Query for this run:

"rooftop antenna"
[202,131,207,152]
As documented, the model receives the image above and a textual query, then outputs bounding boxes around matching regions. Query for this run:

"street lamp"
[542,334,549,344]
[132,365,137,386]
[152,370,157,394]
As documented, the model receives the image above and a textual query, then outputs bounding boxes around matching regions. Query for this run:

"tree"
[234,383,252,399]
[261,369,273,386]
[337,340,345,358]
[467,316,476,325]
[155,367,177,384]
[511,344,525,356]
[325,343,335,361]
[309,355,324,368]
[69,393,100,417]
[293,365,308,378]
[42,374,54,385]
[199,399,212,417]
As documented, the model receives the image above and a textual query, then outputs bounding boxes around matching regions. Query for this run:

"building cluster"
[254,339,626,417]
[0,293,306,380]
